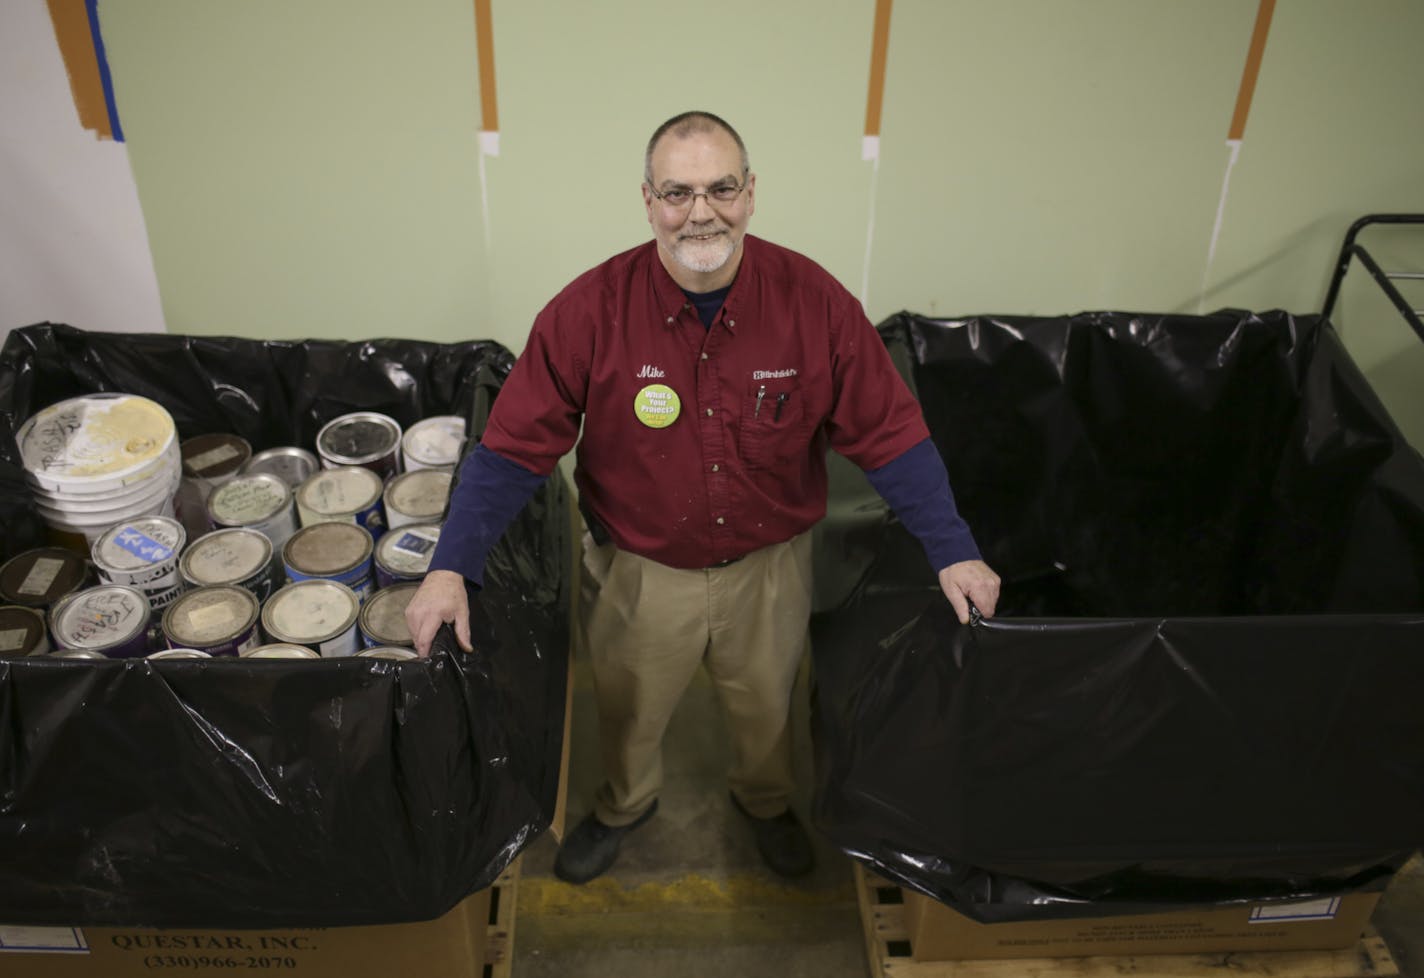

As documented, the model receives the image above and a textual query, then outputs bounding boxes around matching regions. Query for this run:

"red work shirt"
[481,235,931,569]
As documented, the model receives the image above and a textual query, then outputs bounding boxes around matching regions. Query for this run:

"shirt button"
[701,352,709,360]
[711,463,719,472]
[705,408,714,417]
[666,316,675,324]
[716,517,725,525]
[727,319,735,327]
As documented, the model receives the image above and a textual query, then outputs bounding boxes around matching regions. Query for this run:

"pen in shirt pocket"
[774,392,788,421]
[754,384,766,417]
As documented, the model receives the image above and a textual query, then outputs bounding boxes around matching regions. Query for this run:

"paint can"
[206,473,300,549]
[382,469,452,530]
[316,412,403,479]
[147,649,212,660]
[161,585,262,657]
[182,433,252,483]
[373,522,441,588]
[0,605,51,658]
[357,646,419,661]
[282,522,374,601]
[260,580,361,658]
[177,433,253,540]
[91,516,187,616]
[180,527,281,602]
[357,582,418,648]
[241,643,321,660]
[401,415,466,472]
[0,547,90,611]
[18,394,182,550]
[48,584,153,659]
[295,466,386,540]
[50,648,108,660]
[239,446,320,489]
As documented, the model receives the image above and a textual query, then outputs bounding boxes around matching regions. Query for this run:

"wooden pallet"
[483,856,520,978]
[854,866,1400,978]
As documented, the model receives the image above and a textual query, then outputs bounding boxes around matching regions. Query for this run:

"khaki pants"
[580,531,814,826]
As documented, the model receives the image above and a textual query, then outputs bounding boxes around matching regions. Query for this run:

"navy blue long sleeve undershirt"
[428,443,546,587]
[864,437,981,572]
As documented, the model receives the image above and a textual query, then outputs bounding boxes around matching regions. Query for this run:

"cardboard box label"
[0,925,89,953]
[1250,896,1341,922]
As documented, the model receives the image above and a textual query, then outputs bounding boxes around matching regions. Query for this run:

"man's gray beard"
[674,235,735,274]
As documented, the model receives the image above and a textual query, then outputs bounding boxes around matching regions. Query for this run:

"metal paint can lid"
[239,446,320,489]
[283,522,373,577]
[51,648,108,660]
[375,523,441,579]
[383,469,452,523]
[181,528,274,587]
[402,415,466,470]
[162,585,260,649]
[181,433,252,481]
[0,547,90,607]
[148,648,213,660]
[18,394,178,495]
[49,585,150,653]
[357,583,418,647]
[208,474,291,528]
[316,413,402,468]
[296,466,383,519]
[92,516,186,576]
[241,643,321,659]
[358,646,419,660]
[0,604,50,657]
[261,580,360,646]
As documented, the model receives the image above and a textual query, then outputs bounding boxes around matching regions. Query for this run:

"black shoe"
[730,792,814,878]
[553,800,658,884]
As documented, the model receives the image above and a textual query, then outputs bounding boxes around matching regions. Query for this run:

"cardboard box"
[903,889,1381,961]
[0,888,490,978]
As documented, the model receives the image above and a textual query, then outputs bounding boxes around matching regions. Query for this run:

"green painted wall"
[99,0,1424,444]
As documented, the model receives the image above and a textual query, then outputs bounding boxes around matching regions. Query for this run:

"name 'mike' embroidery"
[637,364,666,379]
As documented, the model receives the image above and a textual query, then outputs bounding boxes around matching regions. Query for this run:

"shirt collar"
[649,235,759,330]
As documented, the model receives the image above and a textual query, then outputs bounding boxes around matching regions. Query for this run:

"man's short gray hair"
[644,111,750,185]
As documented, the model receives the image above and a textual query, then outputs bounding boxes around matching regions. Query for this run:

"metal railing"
[1321,213,1424,344]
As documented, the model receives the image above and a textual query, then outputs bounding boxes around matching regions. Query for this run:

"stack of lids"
[17,393,182,545]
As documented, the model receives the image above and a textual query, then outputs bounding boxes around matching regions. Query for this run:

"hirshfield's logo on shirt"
[753,368,798,380]
[637,364,666,378]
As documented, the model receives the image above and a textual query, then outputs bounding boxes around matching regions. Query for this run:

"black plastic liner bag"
[0,323,571,927]
[810,310,1424,923]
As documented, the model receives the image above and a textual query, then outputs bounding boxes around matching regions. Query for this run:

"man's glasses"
[647,179,748,211]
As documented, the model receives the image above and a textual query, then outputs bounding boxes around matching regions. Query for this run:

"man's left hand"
[938,560,1001,624]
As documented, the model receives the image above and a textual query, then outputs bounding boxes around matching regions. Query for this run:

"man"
[406,111,999,884]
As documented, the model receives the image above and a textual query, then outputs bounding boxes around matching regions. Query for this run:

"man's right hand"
[404,569,473,657]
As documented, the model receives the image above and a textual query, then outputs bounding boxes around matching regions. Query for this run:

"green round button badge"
[634,384,681,429]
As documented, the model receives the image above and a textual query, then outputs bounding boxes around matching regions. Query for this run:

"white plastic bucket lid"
[19,394,178,495]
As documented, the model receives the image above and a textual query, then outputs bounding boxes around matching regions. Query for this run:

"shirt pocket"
[741,378,808,471]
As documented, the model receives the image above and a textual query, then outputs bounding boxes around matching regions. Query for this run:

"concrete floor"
[511,650,1424,978]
